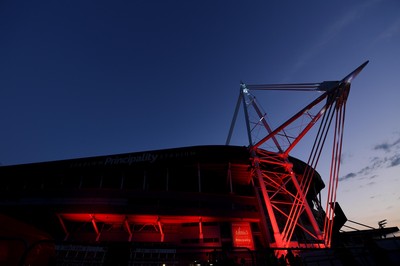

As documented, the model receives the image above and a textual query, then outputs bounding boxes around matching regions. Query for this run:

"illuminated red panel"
[231,222,254,250]
[59,213,259,224]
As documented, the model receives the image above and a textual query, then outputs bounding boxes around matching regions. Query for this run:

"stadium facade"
[0,145,328,265]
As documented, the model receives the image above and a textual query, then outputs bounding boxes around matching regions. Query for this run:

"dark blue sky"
[1,0,400,228]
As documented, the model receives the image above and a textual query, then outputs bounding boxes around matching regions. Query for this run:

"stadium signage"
[231,222,255,250]
[70,149,197,168]
[105,153,158,165]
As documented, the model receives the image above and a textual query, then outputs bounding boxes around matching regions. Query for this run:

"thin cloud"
[340,153,400,181]
[370,194,381,199]
[373,134,400,168]
[289,11,358,79]
[286,0,380,80]
[339,165,372,181]
[371,17,400,46]
[340,132,400,181]
[390,155,400,167]
[374,143,391,152]
[374,137,400,152]
[368,153,400,169]
[339,172,357,181]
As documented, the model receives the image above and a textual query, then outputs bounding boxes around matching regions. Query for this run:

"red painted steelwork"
[227,61,368,249]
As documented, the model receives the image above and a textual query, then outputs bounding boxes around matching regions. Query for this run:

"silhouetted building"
[1,145,399,265]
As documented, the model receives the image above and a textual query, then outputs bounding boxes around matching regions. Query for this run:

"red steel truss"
[226,61,368,249]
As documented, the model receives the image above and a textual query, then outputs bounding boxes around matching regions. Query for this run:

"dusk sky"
[1,1,399,230]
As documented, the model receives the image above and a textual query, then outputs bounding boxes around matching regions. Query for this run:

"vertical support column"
[57,214,69,241]
[226,88,243,145]
[99,175,103,189]
[143,170,147,191]
[197,163,202,193]
[242,88,253,146]
[166,168,169,191]
[199,217,204,240]
[253,156,285,247]
[124,218,132,242]
[251,178,273,245]
[157,218,164,242]
[120,173,125,190]
[228,163,233,194]
[90,215,101,241]
[324,100,347,247]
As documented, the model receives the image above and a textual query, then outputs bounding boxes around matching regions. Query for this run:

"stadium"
[0,145,323,264]
[1,61,399,265]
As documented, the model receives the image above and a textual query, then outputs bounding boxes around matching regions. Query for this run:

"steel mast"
[227,61,368,249]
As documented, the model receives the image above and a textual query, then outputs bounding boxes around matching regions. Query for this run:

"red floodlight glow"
[227,61,368,249]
